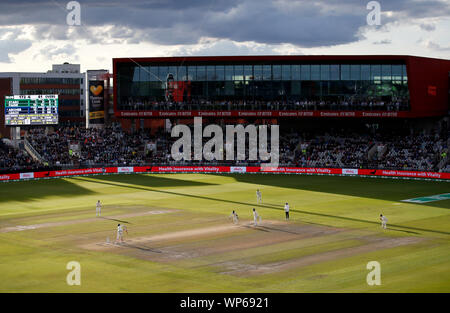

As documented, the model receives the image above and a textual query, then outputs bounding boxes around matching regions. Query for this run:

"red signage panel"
[115,110,438,118]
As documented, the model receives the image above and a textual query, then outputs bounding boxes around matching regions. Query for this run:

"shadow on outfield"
[101,217,131,224]
[0,177,95,203]
[78,173,218,189]
[227,174,450,210]
[74,176,450,237]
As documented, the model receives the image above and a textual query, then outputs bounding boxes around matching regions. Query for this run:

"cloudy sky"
[0,0,449,73]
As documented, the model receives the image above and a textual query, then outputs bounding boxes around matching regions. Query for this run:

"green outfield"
[0,173,449,292]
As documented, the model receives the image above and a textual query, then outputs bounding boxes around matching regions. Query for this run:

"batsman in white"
[380,214,388,229]
[256,189,262,204]
[115,223,128,243]
[96,200,102,217]
[252,208,262,226]
[229,210,239,224]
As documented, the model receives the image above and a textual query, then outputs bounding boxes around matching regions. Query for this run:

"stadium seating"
[1,123,447,174]
[0,139,38,172]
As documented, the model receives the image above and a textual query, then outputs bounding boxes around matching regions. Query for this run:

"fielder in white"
[229,210,239,224]
[380,214,388,229]
[284,202,290,220]
[256,189,262,204]
[252,208,262,226]
[96,200,102,217]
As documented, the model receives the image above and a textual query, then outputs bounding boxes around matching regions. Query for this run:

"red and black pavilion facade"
[113,55,450,126]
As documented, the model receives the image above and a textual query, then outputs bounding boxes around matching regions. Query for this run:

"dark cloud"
[0,0,448,48]
[419,23,436,31]
[0,39,32,62]
[0,28,32,62]
[38,43,76,58]
[426,41,450,51]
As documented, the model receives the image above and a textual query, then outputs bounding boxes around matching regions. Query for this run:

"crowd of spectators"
[25,123,148,167]
[1,122,448,173]
[120,124,446,172]
[295,129,447,171]
[27,127,73,165]
[0,139,38,173]
[293,132,374,168]
[379,132,447,171]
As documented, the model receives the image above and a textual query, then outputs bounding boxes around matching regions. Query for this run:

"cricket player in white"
[252,208,262,226]
[284,202,290,220]
[380,214,388,229]
[115,223,128,243]
[96,200,102,217]
[256,189,262,204]
[229,210,239,224]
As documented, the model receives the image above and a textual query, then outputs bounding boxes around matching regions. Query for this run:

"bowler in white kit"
[380,214,388,229]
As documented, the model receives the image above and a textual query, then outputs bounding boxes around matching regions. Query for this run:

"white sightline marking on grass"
[0,210,176,233]
[401,193,450,204]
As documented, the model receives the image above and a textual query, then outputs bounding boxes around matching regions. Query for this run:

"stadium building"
[0,64,115,138]
[0,63,86,137]
[113,55,450,130]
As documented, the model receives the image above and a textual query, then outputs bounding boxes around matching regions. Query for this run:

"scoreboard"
[5,95,58,126]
